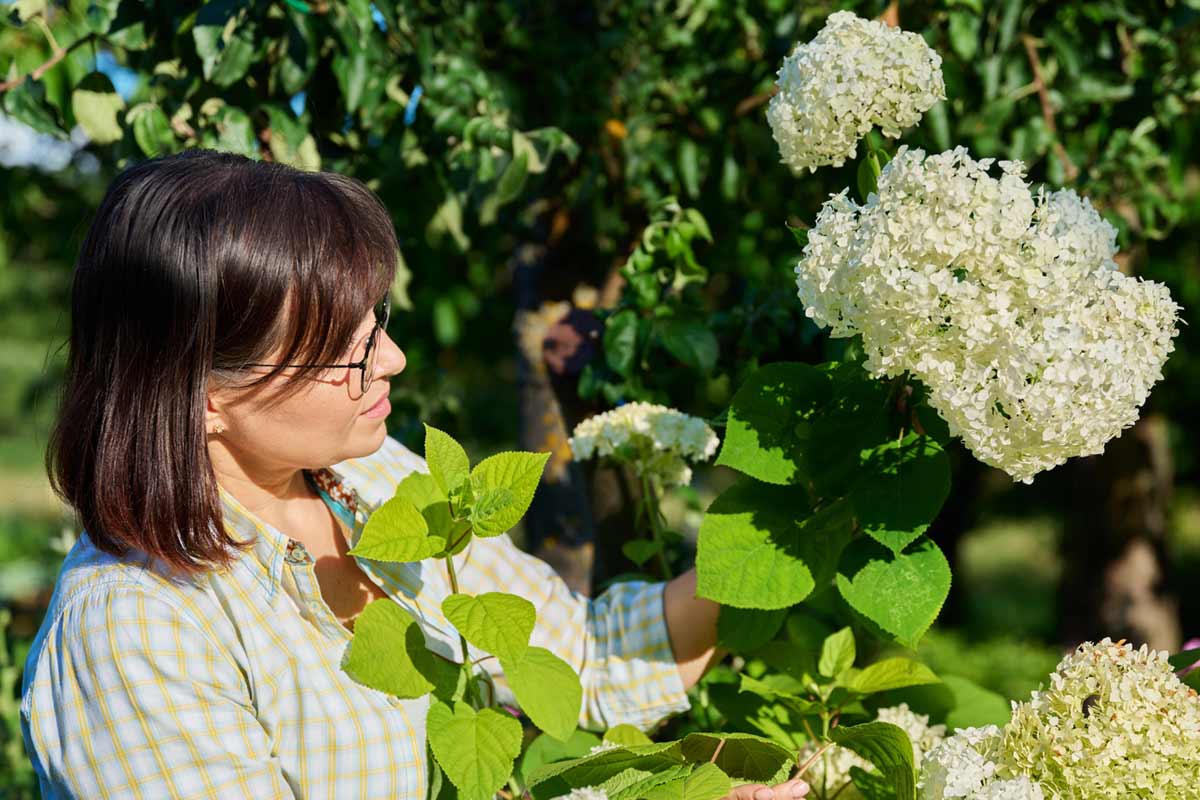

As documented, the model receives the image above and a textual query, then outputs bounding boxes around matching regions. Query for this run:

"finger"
[725,779,810,800]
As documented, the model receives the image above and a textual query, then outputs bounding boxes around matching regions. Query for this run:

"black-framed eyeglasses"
[246,297,391,397]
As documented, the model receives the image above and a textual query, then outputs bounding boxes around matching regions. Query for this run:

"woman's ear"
[205,392,228,436]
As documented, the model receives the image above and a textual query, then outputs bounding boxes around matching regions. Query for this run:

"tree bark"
[1058,412,1180,651]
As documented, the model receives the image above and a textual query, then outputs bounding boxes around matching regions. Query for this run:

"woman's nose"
[376,330,406,377]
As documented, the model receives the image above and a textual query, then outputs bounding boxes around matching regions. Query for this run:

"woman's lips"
[361,393,390,418]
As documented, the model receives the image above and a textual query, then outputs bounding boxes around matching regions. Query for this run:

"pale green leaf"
[501,645,582,741]
[516,729,601,786]
[341,600,455,699]
[424,423,471,495]
[71,73,125,145]
[427,700,523,800]
[468,450,550,537]
[641,763,731,800]
[348,495,444,563]
[680,732,793,784]
[442,592,535,661]
[604,724,653,748]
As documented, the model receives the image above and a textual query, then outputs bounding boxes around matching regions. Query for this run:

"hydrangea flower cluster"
[804,704,946,797]
[918,725,1044,799]
[920,639,1200,798]
[796,146,1182,483]
[568,402,719,486]
[767,11,945,174]
[561,788,608,800]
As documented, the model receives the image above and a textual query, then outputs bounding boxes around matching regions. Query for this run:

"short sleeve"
[20,584,295,799]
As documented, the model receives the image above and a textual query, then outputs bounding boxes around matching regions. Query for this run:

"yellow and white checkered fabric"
[20,434,690,798]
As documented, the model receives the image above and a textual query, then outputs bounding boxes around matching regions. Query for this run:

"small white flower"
[560,787,609,800]
[569,403,719,487]
[767,11,945,174]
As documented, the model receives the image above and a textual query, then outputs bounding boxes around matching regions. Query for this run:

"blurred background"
[1,0,1197,795]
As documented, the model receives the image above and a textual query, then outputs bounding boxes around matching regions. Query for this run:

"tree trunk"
[1058,412,1180,651]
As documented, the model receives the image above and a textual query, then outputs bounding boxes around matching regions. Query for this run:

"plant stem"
[443,553,476,703]
[639,473,673,580]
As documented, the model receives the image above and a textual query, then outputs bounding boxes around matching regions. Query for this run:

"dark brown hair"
[46,149,398,576]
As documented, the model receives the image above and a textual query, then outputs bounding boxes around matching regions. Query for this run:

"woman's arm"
[663,568,724,690]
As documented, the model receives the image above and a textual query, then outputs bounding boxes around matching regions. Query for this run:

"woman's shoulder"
[329,432,429,508]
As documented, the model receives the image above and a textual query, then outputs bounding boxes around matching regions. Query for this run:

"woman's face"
[206,303,407,475]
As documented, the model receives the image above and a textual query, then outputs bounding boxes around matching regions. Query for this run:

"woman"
[19,150,809,799]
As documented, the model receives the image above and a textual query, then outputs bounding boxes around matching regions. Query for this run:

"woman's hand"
[724,777,810,799]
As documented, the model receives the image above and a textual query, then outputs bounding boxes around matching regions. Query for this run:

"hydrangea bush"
[342,10,1191,800]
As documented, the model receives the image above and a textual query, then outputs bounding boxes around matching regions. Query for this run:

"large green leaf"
[442,591,535,661]
[348,495,445,563]
[716,606,787,652]
[680,732,793,784]
[604,309,639,377]
[427,700,523,800]
[836,537,951,649]
[716,362,831,484]
[516,729,602,786]
[468,451,550,537]
[193,0,258,87]
[501,645,582,741]
[829,722,916,800]
[528,742,686,799]
[127,103,175,157]
[424,423,471,495]
[641,763,731,800]
[696,481,853,609]
[340,600,456,699]
[850,434,951,554]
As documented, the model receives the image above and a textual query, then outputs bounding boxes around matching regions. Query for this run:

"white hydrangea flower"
[796,146,1182,483]
[568,402,719,487]
[1002,638,1200,798]
[767,11,945,174]
[587,740,621,755]
[561,788,609,800]
[919,725,1031,799]
[804,704,947,797]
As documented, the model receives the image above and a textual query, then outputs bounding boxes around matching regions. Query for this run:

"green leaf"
[392,471,468,546]
[528,741,685,798]
[848,658,940,695]
[3,80,62,138]
[501,645,582,741]
[716,363,830,484]
[194,0,258,87]
[427,700,523,800]
[604,724,654,747]
[828,722,916,800]
[836,537,951,649]
[442,592,535,661]
[424,423,471,495]
[696,481,854,609]
[857,157,877,203]
[622,539,663,567]
[332,48,368,113]
[468,450,550,537]
[680,732,793,783]
[604,309,639,377]
[70,72,125,145]
[12,0,47,21]
[738,674,823,716]
[348,495,445,563]
[341,600,455,698]
[604,766,692,799]
[819,627,856,679]
[127,103,175,157]
[495,149,530,205]
[658,319,719,374]
[641,763,731,800]
[516,729,602,787]
[850,434,951,554]
[716,607,787,652]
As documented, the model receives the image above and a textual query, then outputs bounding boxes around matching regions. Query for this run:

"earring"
[212,423,225,435]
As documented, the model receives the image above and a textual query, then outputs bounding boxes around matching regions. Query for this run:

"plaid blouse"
[20,434,690,798]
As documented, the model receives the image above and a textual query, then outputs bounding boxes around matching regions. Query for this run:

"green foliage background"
[1,0,1198,796]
